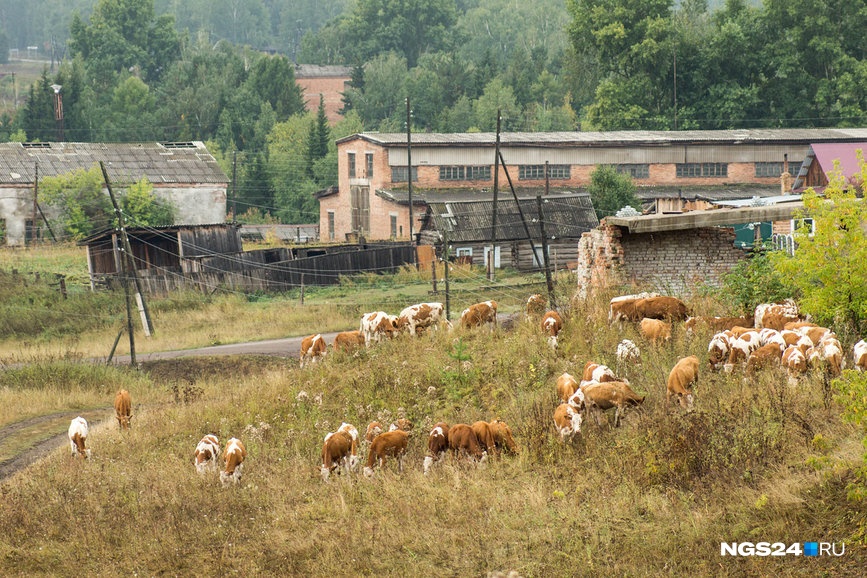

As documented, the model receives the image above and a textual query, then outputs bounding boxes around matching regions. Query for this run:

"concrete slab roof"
[604,202,805,233]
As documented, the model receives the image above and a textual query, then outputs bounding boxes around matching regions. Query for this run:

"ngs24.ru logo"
[721,542,845,557]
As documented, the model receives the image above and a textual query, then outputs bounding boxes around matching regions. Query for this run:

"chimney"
[780,153,793,193]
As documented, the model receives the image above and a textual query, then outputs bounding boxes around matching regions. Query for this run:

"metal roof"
[0,141,229,186]
[422,191,598,242]
[294,64,352,78]
[338,128,867,148]
[792,142,867,190]
[635,184,780,201]
[605,203,805,234]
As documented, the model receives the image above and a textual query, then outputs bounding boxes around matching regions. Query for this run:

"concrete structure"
[325,128,867,245]
[0,141,228,246]
[294,65,352,124]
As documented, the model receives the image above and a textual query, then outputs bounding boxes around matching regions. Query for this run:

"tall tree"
[305,95,330,178]
[245,54,305,121]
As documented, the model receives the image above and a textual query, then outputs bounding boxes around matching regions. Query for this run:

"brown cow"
[447,424,487,462]
[114,389,132,430]
[608,292,659,324]
[633,296,689,322]
[746,343,784,375]
[220,438,247,486]
[581,362,620,384]
[321,423,359,481]
[526,294,547,318]
[194,434,221,474]
[754,300,800,330]
[460,300,498,331]
[707,332,731,370]
[553,403,582,441]
[639,317,671,344]
[782,345,808,379]
[582,381,645,427]
[556,372,580,402]
[299,333,327,368]
[360,311,399,346]
[363,430,409,477]
[471,421,497,455]
[541,310,563,349]
[423,422,450,475]
[489,419,519,454]
[684,315,754,335]
[333,330,365,352]
[666,356,699,409]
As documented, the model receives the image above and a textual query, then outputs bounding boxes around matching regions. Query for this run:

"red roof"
[811,142,866,180]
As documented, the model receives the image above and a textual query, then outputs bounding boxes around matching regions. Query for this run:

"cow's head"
[116,412,132,430]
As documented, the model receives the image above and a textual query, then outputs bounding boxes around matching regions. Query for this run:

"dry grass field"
[0,285,865,576]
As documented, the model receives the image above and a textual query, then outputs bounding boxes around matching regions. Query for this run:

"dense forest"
[1,0,865,225]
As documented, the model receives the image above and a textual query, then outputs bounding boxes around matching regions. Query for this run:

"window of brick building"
[348,153,356,178]
[755,161,800,178]
[366,153,374,177]
[327,211,335,241]
[676,162,727,178]
[391,166,418,182]
[519,164,570,180]
[616,164,650,179]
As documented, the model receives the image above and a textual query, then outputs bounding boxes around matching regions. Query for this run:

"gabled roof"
[792,142,867,190]
[338,128,867,148]
[422,191,598,242]
[0,141,228,186]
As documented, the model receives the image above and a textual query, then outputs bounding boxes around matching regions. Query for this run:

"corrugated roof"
[0,141,228,185]
[791,142,867,190]
[294,64,352,78]
[635,184,780,201]
[423,191,598,242]
[338,128,867,147]
[79,222,238,244]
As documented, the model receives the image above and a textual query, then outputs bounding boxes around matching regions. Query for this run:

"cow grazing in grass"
[581,381,645,427]
[220,438,247,486]
[854,340,867,372]
[360,311,399,346]
[553,403,583,441]
[526,294,547,319]
[396,302,445,336]
[667,355,699,409]
[333,330,365,352]
[321,423,359,481]
[363,430,410,477]
[633,296,689,322]
[364,421,384,443]
[581,362,622,385]
[194,434,221,474]
[389,418,414,433]
[447,424,487,463]
[724,331,762,372]
[423,422,450,475]
[541,310,563,349]
[556,372,580,403]
[68,416,91,459]
[471,420,497,455]
[460,300,498,331]
[114,389,132,430]
[782,345,808,380]
[807,335,844,377]
[639,317,671,344]
[608,293,659,324]
[746,342,784,375]
[489,419,519,454]
[754,299,800,330]
[299,333,327,368]
[707,332,731,370]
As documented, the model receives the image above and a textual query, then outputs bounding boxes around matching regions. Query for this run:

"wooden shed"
[417,190,599,271]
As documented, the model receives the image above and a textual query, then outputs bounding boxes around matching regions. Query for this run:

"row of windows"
[351,153,798,182]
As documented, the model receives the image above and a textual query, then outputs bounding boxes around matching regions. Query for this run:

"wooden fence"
[108,244,417,295]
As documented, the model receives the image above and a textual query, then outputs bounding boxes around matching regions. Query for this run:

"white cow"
[68,416,91,459]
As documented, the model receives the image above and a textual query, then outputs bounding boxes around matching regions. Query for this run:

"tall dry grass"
[0,291,864,576]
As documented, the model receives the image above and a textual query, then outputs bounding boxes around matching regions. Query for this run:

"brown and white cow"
[639,317,671,344]
[321,423,359,481]
[364,421,384,443]
[754,299,800,330]
[360,311,399,346]
[666,355,699,409]
[608,292,659,324]
[707,331,732,370]
[460,300,498,331]
[633,296,689,322]
[489,419,519,454]
[541,310,563,349]
[854,340,867,372]
[194,434,221,474]
[114,389,132,430]
[447,424,487,463]
[807,335,844,377]
[68,416,91,459]
[363,430,409,477]
[396,302,445,336]
[581,362,622,385]
[553,403,583,441]
[299,333,327,368]
[389,418,414,433]
[581,381,645,427]
[723,331,762,372]
[221,437,247,486]
[526,294,547,319]
[782,345,808,379]
[556,372,580,403]
[423,422,450,475]
[333,330,365,352]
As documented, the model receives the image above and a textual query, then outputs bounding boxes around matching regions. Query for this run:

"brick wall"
[296,77,349,124]
[574,224,745,297]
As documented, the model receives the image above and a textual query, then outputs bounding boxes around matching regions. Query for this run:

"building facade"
[323,129,867,244]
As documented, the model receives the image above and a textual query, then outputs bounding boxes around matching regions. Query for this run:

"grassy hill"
[0,283,864,575]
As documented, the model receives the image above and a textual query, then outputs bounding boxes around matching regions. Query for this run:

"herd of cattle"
[62,292,867,486]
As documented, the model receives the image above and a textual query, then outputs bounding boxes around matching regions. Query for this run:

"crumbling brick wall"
[575,224,746,297]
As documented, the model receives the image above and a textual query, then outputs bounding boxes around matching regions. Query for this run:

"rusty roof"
[0,141,228,186]
[338,128,867,148]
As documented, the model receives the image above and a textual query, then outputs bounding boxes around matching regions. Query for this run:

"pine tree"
[305,95,331,180]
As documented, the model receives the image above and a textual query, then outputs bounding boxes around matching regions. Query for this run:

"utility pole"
[497,149,541,273]
[489,111,501,281]
[32,162,39,242]
[442,224,451,321]
[231,151,238,221]
[101,161,154,337]
[537,192,556,309]
[406,97,414,244]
